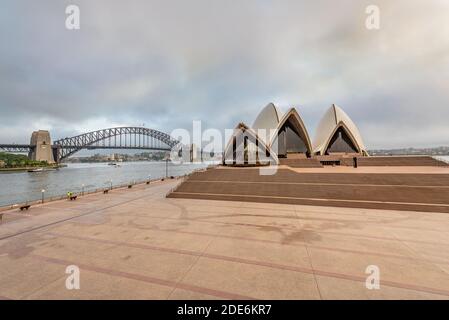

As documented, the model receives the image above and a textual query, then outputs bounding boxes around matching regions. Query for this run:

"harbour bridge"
[0,127,180,163]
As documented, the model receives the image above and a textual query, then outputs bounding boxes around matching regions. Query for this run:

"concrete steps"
[167,167,449,213]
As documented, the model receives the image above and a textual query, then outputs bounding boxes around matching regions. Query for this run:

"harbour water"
[0,156,447,208]
[0,161,211,207]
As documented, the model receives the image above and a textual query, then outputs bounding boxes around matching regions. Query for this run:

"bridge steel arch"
[53,127,179,162]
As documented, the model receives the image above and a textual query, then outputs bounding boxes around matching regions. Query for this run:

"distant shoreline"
[0,164,65,173]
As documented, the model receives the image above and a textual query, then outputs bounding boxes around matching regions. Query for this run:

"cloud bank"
[0,0,448,148]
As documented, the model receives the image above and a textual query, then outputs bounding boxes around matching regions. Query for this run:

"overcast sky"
[0,0,448,149]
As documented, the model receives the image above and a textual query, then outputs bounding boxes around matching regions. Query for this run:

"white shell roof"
[222,122,278,164]
[313,104,366,155]
[270,107,313,154]
[251,103,282,145]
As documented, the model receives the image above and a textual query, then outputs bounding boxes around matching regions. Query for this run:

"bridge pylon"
[29,130,55,163]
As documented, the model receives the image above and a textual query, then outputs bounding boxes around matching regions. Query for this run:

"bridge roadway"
[0,144,171,151]
[0,144,34,153]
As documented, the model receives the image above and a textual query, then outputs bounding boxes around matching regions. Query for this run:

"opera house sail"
[223,122,277,166]
[271,108,313,158]
[313,104,368,156]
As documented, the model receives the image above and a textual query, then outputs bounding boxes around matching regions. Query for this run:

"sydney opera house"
[223,103,368,166]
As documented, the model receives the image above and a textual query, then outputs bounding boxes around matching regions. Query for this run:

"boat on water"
[108,162,117,166]
[27,167,58,172]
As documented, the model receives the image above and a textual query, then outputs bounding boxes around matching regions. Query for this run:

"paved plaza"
[1,178,449,299]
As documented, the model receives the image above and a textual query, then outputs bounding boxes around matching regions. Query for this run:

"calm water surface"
[0,161,211,207]
[1,156,447,207]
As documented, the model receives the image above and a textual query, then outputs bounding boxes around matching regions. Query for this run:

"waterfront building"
[223,103,367,165]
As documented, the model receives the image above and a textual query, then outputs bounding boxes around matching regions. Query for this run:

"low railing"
[0,177,155,213]
[0,163,219,213]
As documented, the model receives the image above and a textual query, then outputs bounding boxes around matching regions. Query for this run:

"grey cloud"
[0,0,448,148]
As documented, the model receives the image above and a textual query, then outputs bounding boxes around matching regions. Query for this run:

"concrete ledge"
[168,192,449,213]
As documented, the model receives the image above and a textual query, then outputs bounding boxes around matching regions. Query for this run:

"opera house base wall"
[278,158,323,168]
[339,155,448,167]
[223,155,448,168]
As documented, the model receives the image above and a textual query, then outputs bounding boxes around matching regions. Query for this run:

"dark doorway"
[273,117,308,158]
[326,127,358,154]
[225,129,272,166]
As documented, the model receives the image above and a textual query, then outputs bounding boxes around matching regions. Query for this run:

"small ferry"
[27,167,58,173]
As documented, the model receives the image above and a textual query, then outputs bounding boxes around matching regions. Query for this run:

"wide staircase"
[340,156,449,167]
[168,167,449,213]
